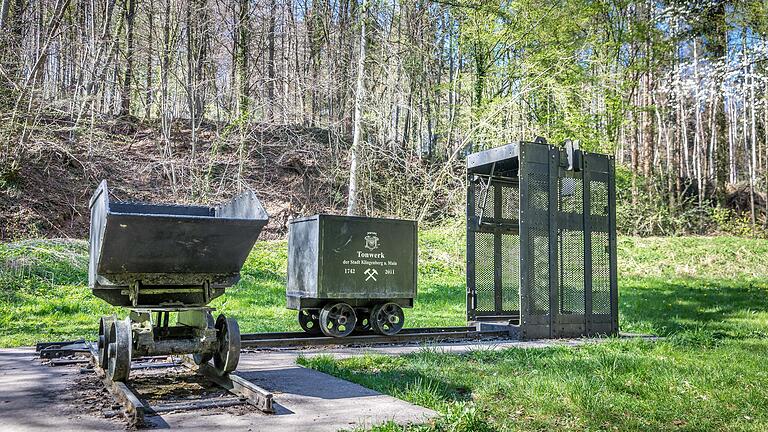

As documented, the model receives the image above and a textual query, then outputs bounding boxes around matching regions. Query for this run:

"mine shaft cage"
[466,140,618,338]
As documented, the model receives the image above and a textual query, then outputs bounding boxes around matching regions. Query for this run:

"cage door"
[466,177,521,322]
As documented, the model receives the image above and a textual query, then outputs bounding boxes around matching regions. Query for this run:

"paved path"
[0,337,630,431]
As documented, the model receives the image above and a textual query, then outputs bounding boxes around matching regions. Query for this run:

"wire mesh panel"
[473,231,496,313]
[584,155,618,335]
[590,181,609,217]
[559,177,584,214]
[549,170,586,336]
[529,227,550,315]
[591,231,611,314]
[466,177,521,321]
[558,230,585,315]
[501,233,520,311]
[501,185,520,221]
[474,183,495,219]
[518,143,553,338]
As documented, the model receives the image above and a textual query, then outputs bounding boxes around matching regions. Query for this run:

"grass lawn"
[299,234,768,431]
[2,224,768,430]
[0,222,469,346]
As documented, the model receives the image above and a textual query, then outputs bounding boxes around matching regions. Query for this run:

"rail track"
[86,343,273,427]
[240,326,513,349]
[36,326,514,427]
[37,341,274,427]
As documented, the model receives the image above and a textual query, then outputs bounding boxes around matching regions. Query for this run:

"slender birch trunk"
[346,0,367,216]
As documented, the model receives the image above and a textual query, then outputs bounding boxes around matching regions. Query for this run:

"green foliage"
[613,166,768,238]
[710,206,766,238]
[617,186,768,238]
[2,231,768,348]
[351,403,494,432]
[617,191,713,236]
[0,240,118,346]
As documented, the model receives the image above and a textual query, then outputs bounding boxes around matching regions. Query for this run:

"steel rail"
[82,343,274,428]
[85,343,148,426]
[240,326,477,341]
[180,356,274,413]
[241,327,511,349]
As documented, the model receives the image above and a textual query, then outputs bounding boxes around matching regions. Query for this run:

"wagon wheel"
[98,315,115,370]
[298,310,323,335]
[370,303,405,336]
[319,303,357,338]
[354,309,371,333]
[193,311,216,365]
[213,314,241,376]
[107,318,132,382]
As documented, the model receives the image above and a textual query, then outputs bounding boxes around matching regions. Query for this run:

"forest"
[1,0,767,238]
[3,3,768,430]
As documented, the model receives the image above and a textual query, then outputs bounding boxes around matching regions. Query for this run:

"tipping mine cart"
[466,138,618,339]
[89,180,268,381]
[286,215,417,337]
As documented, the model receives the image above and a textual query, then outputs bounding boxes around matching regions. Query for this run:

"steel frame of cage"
[466,140,618,339]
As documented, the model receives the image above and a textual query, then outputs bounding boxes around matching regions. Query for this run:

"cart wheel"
[98,315,115,370]
[298,310,322,335]
[193,311,216,365]
[107,318,132,382]
[213,315,241,376]
[319,303,357,338]
[354,309,371,333]
[370,303,405,336]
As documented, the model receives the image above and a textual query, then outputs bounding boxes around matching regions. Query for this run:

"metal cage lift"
[466,139,618,338]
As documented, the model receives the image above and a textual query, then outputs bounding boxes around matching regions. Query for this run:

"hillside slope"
[0,119,350,240]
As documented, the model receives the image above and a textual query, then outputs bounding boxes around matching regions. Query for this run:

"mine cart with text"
[89,180,268,381]
[466,139,618,339]
[286,214,417,337]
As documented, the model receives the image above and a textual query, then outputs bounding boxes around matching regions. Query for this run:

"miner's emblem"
[364,232,379,251]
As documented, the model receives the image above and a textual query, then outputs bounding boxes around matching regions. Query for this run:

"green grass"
[2,228,768,430]
[302,338,768,431]
[0,223,468,346]
[295,235,768,431]
[0,239,117,346]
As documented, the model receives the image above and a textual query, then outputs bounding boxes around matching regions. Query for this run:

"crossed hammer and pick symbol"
[364,268,378,281]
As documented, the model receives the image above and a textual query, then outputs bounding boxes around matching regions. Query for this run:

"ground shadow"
[620,276,768,335]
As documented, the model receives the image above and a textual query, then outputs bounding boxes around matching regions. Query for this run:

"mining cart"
[286,215,417,337]
[89,180,268,381]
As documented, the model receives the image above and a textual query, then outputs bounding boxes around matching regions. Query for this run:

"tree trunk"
[267,0,276,121]
[346,0,367,216]
[120,0,136,117]
[749,63,757,231]
[712,6,728,206]
[238,0,250,116]
[186,0,196,156]
[0,0,10,30]
[145,0,154,119]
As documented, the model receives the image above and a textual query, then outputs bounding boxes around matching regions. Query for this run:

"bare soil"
[0,117,350,240]
[61,360,252,430]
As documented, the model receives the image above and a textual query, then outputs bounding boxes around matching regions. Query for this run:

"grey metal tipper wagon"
[89,180,268,381]
[286,215,418,337]
[466,138,619,339]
